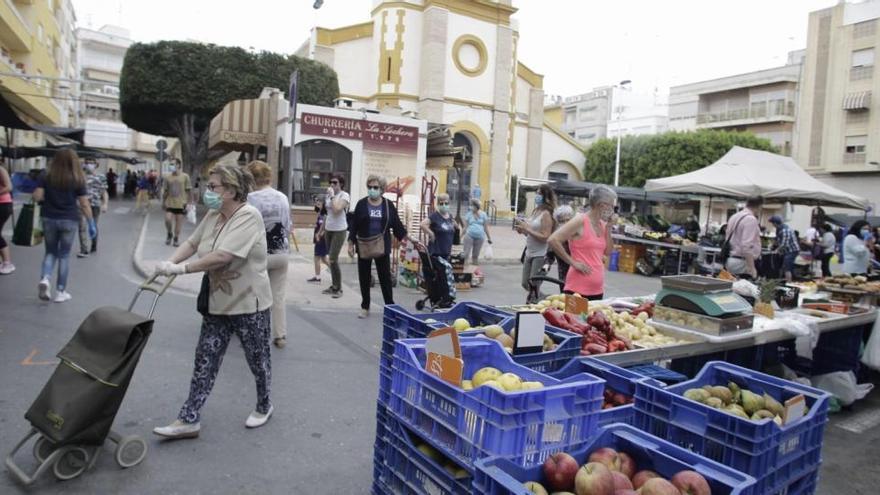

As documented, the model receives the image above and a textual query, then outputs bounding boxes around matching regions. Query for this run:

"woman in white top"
[246,161,291,348]
[817,223,837,277]
[842,220,873,275]
[321,174,350,298]
[152,164,274,439]
[515,184,556,303]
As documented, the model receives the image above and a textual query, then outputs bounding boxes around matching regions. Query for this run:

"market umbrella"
[644,146,869,210]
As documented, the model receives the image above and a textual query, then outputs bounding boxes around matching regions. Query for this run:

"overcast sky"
[72,0,836,98]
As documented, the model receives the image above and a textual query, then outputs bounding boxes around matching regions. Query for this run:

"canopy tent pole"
[705,195,713,234]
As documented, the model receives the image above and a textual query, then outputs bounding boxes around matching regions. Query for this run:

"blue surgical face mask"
[168,165,177,173]
[203,190,223,210]
[534,194,543,206]
[367,188,381,199]
[438,204,449,214]
[862,229,872,240]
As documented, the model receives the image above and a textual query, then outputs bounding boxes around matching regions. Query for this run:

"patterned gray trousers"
[178,309,272,424]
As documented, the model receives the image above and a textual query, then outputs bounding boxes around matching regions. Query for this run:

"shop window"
[845,135,867,154]
[290,139,353,205]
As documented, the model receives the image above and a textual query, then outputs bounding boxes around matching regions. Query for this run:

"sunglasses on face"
[367,185,381,191]
[329,181,339,185]
[206,183,223,191]
[438,202,450,205]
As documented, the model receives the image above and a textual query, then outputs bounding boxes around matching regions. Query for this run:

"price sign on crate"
[514,311,545,355]
[425,327,463,386]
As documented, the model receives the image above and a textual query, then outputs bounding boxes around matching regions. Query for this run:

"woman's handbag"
[12,201,43,247]
[452,224,461,246]
[196,274,210,316]
[357,200,389,259]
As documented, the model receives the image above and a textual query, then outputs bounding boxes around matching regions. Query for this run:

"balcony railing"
[843,152,866,165]
[696,100,795,125]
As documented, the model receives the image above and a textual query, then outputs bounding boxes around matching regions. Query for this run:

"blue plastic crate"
[626,363,689,384]
[553,357,666,429]
[472,423,757,495]
[376,416,473,495]
[460,324,583,373]
[633,361,830,495]
[388,337,604,469]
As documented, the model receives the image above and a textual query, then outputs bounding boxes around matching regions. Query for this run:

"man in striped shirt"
[771,215,799,281]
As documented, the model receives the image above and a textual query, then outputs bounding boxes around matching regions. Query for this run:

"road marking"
[835,408,880,434]
[21,348,58,366]
[113,206,132,214]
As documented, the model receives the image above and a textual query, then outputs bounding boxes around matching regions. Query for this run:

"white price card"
[514,311,544,355]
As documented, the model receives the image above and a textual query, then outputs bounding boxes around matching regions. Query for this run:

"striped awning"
[208,98,270,151]
[843,91,872,110]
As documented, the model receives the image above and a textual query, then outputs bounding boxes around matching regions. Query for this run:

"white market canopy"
[644,146,869,210]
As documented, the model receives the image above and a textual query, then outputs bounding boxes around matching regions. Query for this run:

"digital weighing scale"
[653,275,754,336]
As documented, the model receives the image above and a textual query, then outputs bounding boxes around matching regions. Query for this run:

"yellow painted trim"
[516,62,543,90]
[444,96,494,111]
[377,10,405,94]
[451,34,488,77]
[544,106,563,127]
[371,2,425,17]
[315,21,374,46]
[425,0,517,26]
[543,120,585,152]
[438,169,447,192]
[449,120,492,201]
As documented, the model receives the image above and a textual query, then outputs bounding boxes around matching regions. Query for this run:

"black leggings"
[0,203,12,250]
[358,255,394,310]
[564,289,604,301]
[820,252,833,278]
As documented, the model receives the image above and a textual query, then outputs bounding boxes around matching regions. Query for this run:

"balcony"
[843,152,867,165]
[696,100,795,127]
[1,0,33,51]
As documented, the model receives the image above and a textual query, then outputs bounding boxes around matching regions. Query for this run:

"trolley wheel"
[32,435,56,463]
[115,435,148,468]
[415,299,425,311]
[52,447,89,481]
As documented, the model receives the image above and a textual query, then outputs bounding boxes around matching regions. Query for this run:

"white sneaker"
[153,420,200,439]
[245,405,274,428]
[38,278,51,301]
[0,262,14,275]
[358,309,369,319]
[53,291,72,303]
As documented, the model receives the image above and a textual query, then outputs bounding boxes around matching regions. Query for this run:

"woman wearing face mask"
[420,193,456,260]
[516,184,556,302]
[323,174,350,298]
[152,164,274,438]
[462,198,492,264]
[548,185,617,300]
[347,175,409,319]
[842,220,874,275]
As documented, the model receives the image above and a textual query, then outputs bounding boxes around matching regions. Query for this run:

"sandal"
[307,276,321,283]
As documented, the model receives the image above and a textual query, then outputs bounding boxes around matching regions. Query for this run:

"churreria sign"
[300,112,418,155]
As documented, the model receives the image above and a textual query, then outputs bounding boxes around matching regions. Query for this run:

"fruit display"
[819,275,880,292]
[526,445,711,495]
[587,303,689,349]
[464,366,544,392]
[474,324,561,355]
[413,438,469,480]
[681,381,789,424]
[542,309,631,356]
[602,388,634,410]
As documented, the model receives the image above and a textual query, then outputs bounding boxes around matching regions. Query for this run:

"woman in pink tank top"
[0,162,14,275]
[548,185,618,299]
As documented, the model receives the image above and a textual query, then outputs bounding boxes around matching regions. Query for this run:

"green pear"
[763,393,784,417]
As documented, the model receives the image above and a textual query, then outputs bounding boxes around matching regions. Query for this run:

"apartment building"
[544,87,613,146]
[668,52,802,156]
[794,0,880,207]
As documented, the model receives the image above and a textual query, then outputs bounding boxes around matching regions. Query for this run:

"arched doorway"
[545,160,583,182]
[448,131,479,218]
[291,139,353,205]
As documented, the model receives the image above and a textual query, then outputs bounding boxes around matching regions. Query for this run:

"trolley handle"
[128,274,176,318]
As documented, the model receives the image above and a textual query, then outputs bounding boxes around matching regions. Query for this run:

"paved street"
[1,199,879,494]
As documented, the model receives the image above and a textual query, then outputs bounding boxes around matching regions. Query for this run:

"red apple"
[574,462,615,495]
[611,471,633,490]
[631,470,660,489]
[543,452,580,491]
[638,477,680,495]
[616,452,637,479]
[670,470,711,495]
[588,447,620,472]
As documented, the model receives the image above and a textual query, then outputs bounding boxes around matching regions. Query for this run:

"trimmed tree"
[119,41,339,175]
[583,130,777,187]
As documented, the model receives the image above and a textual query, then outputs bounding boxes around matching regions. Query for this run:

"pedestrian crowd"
[5,148,879,441]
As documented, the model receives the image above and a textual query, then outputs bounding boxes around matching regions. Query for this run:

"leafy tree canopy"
[583,130,777,187]
[120,41,339,136]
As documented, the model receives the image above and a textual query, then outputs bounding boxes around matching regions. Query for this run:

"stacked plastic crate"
[633,361,831,495]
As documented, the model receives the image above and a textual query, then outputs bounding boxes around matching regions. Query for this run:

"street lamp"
[613,79,631,187]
